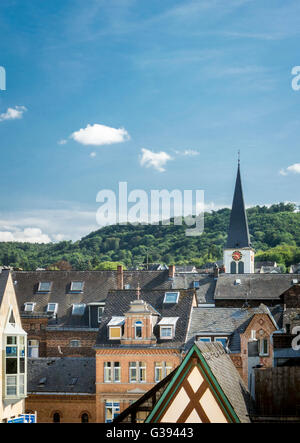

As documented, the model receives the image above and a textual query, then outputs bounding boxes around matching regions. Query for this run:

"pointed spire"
[226,159,251,249]
[136,283,141,300]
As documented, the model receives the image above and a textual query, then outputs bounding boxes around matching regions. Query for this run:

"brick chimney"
[168,265,175,279]
[117,265,123,290]
[214,264,219,280]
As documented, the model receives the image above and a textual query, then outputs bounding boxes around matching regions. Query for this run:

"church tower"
[223,159,254,274]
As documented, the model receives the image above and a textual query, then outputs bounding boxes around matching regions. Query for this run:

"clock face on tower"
[232,250,242,261]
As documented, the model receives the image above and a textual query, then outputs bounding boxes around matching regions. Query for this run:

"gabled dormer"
[119,286,160,345]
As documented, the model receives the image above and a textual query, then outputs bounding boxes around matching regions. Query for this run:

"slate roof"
[194,342,253,422]
[27,357,95,394]
[171,273,216,304]
[0,269,10,307]
[186,304,282,352]
[95,289,195,349]
[12,270,171,328]
[225,164,251,249]
[215,273,300,300]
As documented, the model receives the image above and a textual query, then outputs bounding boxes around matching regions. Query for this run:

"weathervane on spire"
[137,283,141,300]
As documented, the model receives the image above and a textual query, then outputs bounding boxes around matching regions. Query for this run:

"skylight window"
[69,377,78,386]
[193,281,200,289]
[70,281,84,292]
[37,282,52,292]
[46,303,58,315]
[24,303,35,313]
[163,292,179,304]
[72,304,86,316]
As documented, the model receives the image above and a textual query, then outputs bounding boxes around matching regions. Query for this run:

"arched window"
[53,412,60,423]
[230,261,237,274]
[135,321,143,338]
[238,261,244,274]
[81,413,89,423]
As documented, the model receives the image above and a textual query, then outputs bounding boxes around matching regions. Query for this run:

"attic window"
[46,303,58,315]
[163,292,179,304]
[37,282,52,293]
[158,317,179,339]
[292,279,299,285]
[70,281,84,292]
[72,304,86,316]
[234,279,241,285]
[24,303,35,313]
[124,284,130,290]
[193,281,200,289]
[39,377,47,386]
[8,310,15,326]
[107,317,125,340]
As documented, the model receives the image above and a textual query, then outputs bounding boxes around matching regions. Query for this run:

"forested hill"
[0,203,299,271]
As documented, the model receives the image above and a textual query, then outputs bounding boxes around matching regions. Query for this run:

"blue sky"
[0,0,299,242]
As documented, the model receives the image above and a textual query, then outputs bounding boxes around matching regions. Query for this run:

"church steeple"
[223,158,254,274]
[226,161,251,249]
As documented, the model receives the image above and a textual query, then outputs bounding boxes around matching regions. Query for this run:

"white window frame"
[104,362,121,383]
[105,401,120,423]
[155,362,173,382]
[163,292,180,304]
[37,282,52,292]
[70,281,84,292]
[197,336,212,343]
[28,339,39,358]
[129,362,146,383]
[109,326,122,340]
[46,303,58,315]
[215,337,228,348]
[160,326,173,339]
[134,321,143,339]
[24,302,35,313]
[98,306,105,323]
[5,334,27,399]
[259,338,269,356]
[69,339,81,347]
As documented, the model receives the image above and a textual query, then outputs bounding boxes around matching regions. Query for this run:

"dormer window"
[72,304,86,316]
[163,292,179,304]
[193,281,200,289]
[135,321,143,339]
[70,281,84,293]
[24,303,35,313]
[37,282,52,293]
[107,317,125,340]
[124,284,130,290]
[46,303,58,315]
[158,317,179,339]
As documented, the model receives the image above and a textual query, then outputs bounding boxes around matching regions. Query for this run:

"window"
[104,362,120,383]
[69,340,81,347]
[230,261,237,274]
[37,282,52,292]
[81,413,89,423]
[69,377,78,386]
[155,362,172,382]
[163,292,179,304]
[197,337,211,343]
[238,261,244,274]
[5,335,26,398]
[160,326,173,339]
[105,402,120,423]
[259,338,269,356]
[124,284,130,290]
[72,304,86,316]
[193,281,200,289]
[53,412,60,423]
[109,327,121,340]
[135,321,143,339]
[129,362,146,383]
[24,303,35,313]
[98,306,105,322]
[215,337,227,348]
[70,281,84,292]
[28,340,39,358]
[47,303,58,315]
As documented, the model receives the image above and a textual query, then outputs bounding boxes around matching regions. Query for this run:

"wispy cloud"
[279,163,300,176]
[0,105,27,122]
[140,148,172,172]
[69,123,130,146]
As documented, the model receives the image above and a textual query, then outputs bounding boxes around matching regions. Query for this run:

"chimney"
[117,265,124,290]
[168,265,175,279]
[214,264,219,280]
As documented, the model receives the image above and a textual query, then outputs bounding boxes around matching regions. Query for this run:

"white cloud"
[279,163,300,176]
[70,123,130,146]
[90,151,96,158]
[140,148,172,172]
[0,105,27,122]
[174,149,199,157]
[0,228,51,243]
[58,139,67,145]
